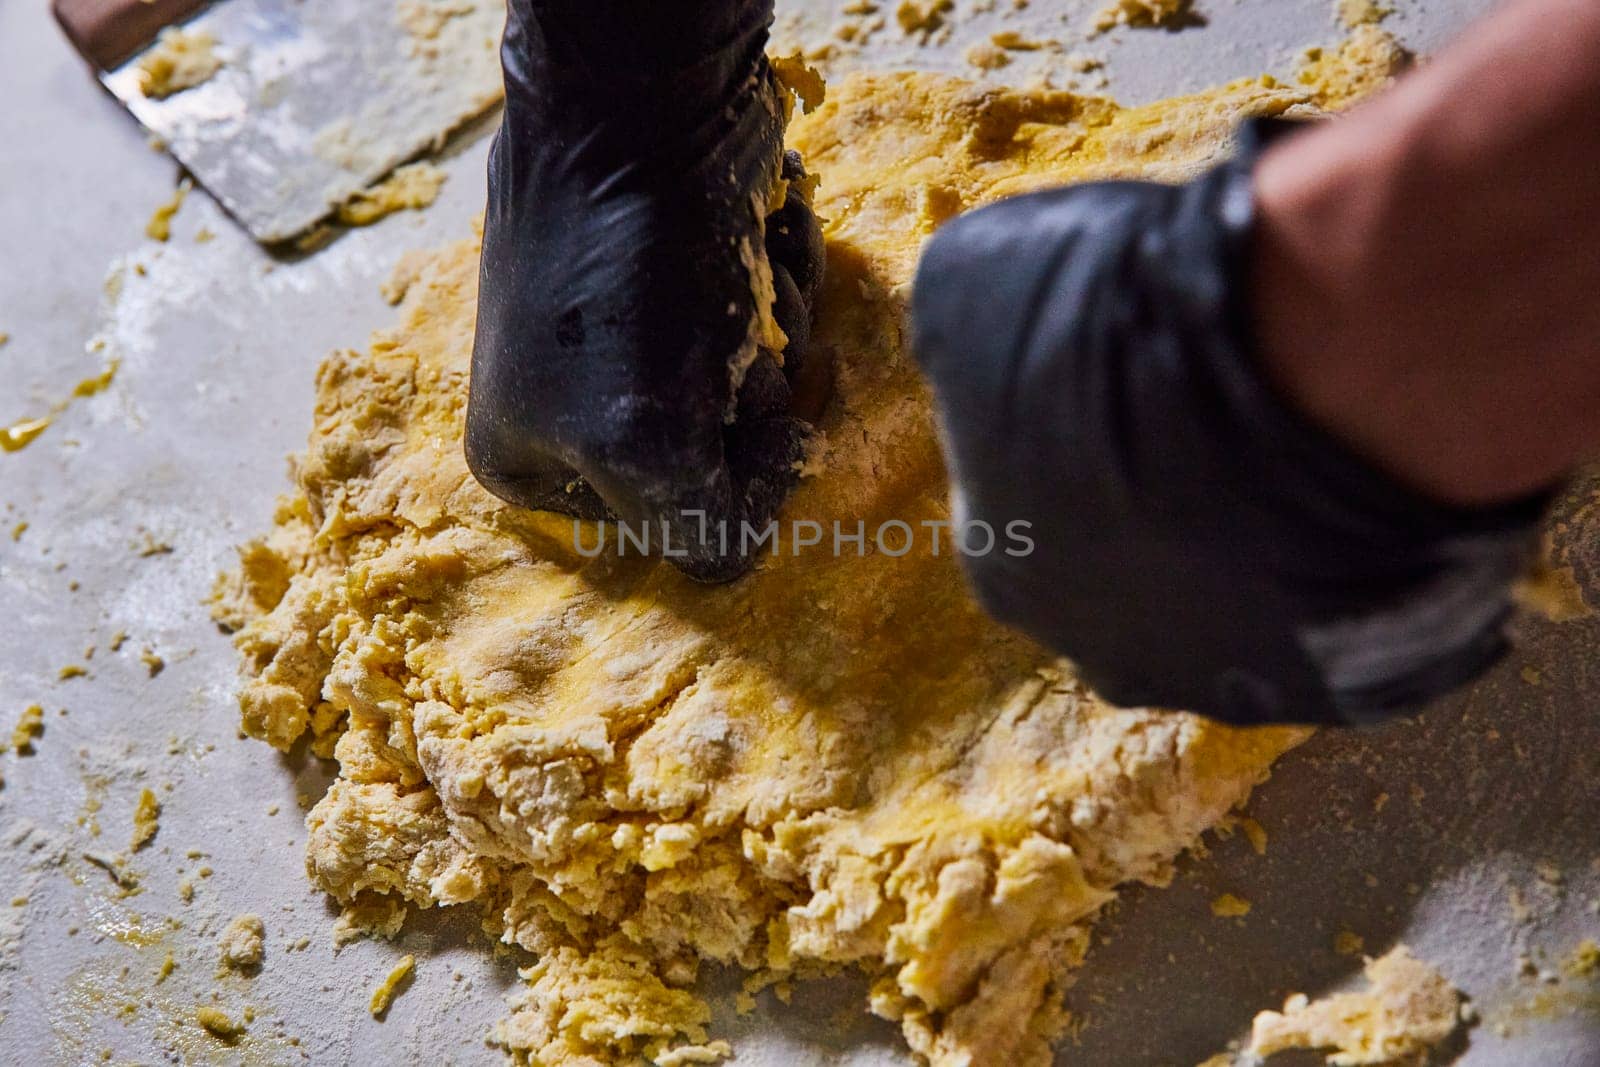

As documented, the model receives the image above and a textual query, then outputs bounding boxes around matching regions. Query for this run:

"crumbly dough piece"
[10,705,44,754]
[219,54,1396,1067]
[130,787,161,851]
[1093,0,1192,34]
[1248,946,1465,1065]
[370,954,416,1016]
[196,1004,243,1041]
[897,0,954,36]
[218,913,265,970]
[966,42,1013,70]
[146,180,192,242]
[137,28,222,99]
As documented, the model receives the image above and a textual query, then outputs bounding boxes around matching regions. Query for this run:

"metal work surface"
[2,0,1596,1064]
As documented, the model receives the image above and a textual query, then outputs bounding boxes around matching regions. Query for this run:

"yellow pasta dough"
[218,51,1396,1066]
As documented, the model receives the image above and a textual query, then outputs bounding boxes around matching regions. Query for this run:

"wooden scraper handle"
[53,0,210,71]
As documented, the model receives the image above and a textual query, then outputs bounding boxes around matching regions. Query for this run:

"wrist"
[1248,0,1600,508]
[1249,123,1584,509]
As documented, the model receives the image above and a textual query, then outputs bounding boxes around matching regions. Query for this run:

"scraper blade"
[55,0,505,244]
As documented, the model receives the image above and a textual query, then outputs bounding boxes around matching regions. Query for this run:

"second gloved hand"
[467,0,826,583]
[910,121,1550,727]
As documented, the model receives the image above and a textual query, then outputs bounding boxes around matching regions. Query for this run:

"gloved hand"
[467,0,825,583]
[910,120,1552,727]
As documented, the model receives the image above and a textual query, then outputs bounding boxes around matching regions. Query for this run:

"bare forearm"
[1253,0,1600,506]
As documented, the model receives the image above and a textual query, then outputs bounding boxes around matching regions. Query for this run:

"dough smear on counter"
[217,44,1398,1067]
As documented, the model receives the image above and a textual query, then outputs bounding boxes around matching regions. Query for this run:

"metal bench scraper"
[53,0,505,244]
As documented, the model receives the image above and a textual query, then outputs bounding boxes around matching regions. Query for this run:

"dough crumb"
[140,649,166,677]
[1563,939,1600,978]
[990,30,1052,50]
[772,52,827,113]
[1334,930,1366,956]
[137,28,222,99]
[1239,816,1269,855]
[218,913,265,971]
[146,179,192,242]
[1249,946,1465,1065]
[1,417,52,453]
[1211,893,1252,918]
[10,704,44,755]
[130,787,161,851]
[336,162,447,227]
[1336,0,1391,28]
[370,954,416,1017]
[896,0,952,36]
[135,531,172,555]
[1296,26,1409,110]
[196,1004,244,1042]
[1093,0,1193,34]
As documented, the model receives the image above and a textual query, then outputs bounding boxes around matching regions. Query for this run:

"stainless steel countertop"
[2,0,1595,1064]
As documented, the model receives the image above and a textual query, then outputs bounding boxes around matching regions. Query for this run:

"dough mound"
[217,65,1388,1066]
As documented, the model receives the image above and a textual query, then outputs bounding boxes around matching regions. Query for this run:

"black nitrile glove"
[467,0,825,582]
[911,120,1551,727]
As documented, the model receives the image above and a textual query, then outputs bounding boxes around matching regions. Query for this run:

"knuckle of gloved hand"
[463,386,540,490]
[737,352,793,421]
[462,406,603,517]
[462,421,520,500]
[765,198,825,303]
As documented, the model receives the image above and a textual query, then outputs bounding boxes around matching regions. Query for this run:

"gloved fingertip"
[781,148,808,184]
[766,197,825,304]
